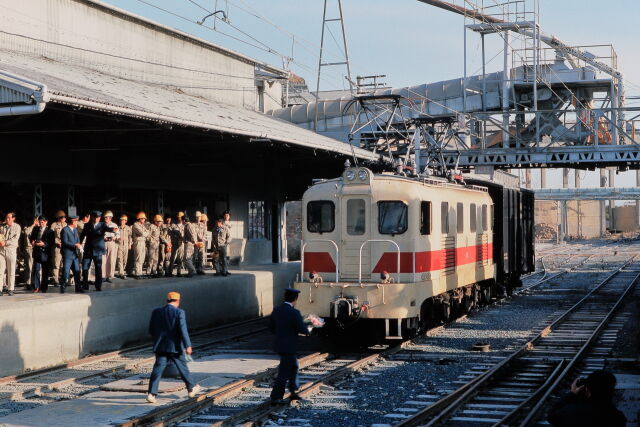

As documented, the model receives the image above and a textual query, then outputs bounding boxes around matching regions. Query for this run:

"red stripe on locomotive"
[303,243,493,274]
[303,252,337,273]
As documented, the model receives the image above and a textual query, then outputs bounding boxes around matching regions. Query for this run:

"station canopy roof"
[0,50,379,161]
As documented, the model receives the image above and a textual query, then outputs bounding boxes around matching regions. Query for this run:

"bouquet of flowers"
[305,314,325,328]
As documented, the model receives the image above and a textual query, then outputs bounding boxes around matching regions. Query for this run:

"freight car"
[293,167,535,342]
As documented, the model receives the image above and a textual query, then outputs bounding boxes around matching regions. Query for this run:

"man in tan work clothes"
[50,210,66,286]
[147,215,162,278]
[159,215,172,276]
[0,212,21,296]
[132,212,150,279]
[213,217,231,277]
[21,216,38,289]
[183,216,198,278]
[193,211,207,275]
[102,211,119,283]
[116,214,131,279]
[167,212,185,277]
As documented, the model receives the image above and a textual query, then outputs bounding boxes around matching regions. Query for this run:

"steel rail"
[0,317,268,401]
[516,269,640,426]
[394,257,636,427]
[516,254,596,294]
[158,314,474,427]
[120,352,330,427]
[211,340,417,427]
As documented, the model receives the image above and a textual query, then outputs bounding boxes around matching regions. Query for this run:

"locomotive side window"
[346,199,366,235]
[378,201,408,235]
[441,202,449,234]
[307,201,335,233]
[482,204,488,231]
[470,203,477,232]
[420,201,431,235]
[457,202,464,233]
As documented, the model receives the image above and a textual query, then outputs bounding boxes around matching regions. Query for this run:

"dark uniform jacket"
[548,392,626,427]
[80,222,111,257]
[148,304,192,354]
[61,226,80,260]
[29,226,54,263]
[270,302,308,354]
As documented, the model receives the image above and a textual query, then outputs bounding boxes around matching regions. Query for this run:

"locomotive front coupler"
[330,295,361,321]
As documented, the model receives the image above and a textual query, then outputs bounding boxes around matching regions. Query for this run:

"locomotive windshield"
[346,199,366,235]
[307,201,335,233]
[378,201,408,235]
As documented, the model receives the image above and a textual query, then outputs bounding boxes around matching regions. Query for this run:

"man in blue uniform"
[146,291,201,403]
[269,288,310,405]
[80,210,117,291]
[60,215,83,294]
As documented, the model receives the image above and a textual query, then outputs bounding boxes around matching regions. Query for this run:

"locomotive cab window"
[457,202,464,233]
[346,199,366,235]
[307,201,335,233]
[470,203,477,232]
[441,202,449,234]
[420,201,432,235]
[378,201,408,235]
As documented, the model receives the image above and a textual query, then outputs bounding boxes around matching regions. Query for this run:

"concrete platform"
[0,353,280,427]
[0,263,298,377]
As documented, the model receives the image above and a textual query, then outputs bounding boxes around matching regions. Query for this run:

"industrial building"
[0,0,379,264]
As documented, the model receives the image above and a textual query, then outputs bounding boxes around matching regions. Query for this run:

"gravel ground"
[255,244,634,427]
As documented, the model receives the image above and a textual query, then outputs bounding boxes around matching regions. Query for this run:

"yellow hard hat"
[176,211,185,218]
[201,213,208,221]
[136,211,147,220]
[195,211,202,217]
[55,210,66,218]
[120,214,128,220]
[103,210,114,217]
[167,291,181,301]
[153,214,163,222]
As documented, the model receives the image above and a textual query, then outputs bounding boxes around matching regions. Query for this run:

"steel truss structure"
[420,0,639,170]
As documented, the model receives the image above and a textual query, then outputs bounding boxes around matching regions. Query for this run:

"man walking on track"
[269,288,310,405]
[147,291,201,403]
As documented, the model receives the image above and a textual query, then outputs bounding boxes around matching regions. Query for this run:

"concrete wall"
[566,201,602,238]
[535,200,602,240]
[0,0,285,109]
[0,263,297,377]
[613,205,639,232]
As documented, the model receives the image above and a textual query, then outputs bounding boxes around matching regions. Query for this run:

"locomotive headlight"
[357,169,368,181]
[345,170,355,181]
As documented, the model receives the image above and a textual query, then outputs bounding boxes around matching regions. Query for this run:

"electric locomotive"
[293,166,534,341]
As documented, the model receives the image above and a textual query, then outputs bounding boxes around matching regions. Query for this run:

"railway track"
[516,254,595,294]
[393,259,639,426]
[117,335,435,426]
[0,317,269,410]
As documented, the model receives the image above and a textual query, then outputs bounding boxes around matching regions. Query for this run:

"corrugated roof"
[0,50,380,161]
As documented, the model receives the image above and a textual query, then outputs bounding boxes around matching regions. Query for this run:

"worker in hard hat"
[146,214,163,278]
[193,211,207,275]
[182,216,198,278]
[102,210,119,283]
[198,213,209,274]
[159,215,172,276]
[132,212,150,279]
[167,212,185,277]
[115,214,131,279]
[49,210,67,287]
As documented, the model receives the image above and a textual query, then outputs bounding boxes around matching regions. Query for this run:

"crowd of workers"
[0,209,232,295]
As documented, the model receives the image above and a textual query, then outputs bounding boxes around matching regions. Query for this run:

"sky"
[100,0,640,191]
